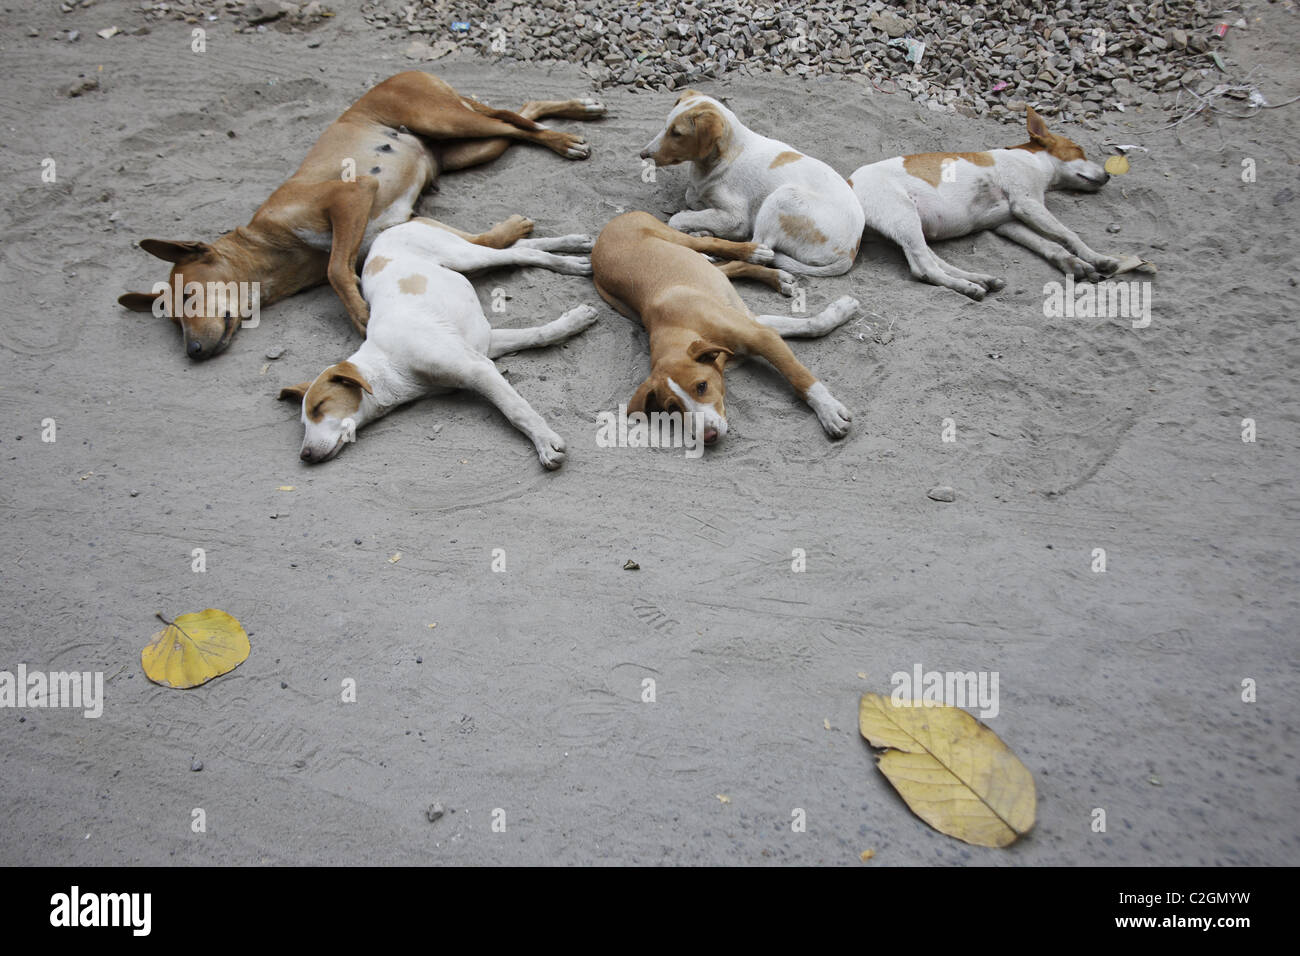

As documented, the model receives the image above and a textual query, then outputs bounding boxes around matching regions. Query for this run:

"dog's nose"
[300,448,315,463]
[638,147,651,160]
[187,339,206,360]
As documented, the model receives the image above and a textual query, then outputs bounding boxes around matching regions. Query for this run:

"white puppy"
[848,107,1121,298]
[279,218,598,469]
[640,89,865,276]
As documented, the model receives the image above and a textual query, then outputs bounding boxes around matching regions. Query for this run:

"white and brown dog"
[278,218,597,469]
[640,90,864,276]
[848,107,1121,299]
[592,212,858,446]
[120,71,603,359]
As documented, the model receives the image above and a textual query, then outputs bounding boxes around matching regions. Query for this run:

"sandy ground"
[1,1,1297,866]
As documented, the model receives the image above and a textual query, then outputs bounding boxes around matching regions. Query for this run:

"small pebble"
[280,681,288,689]
[927,486,956,503]
[191,758,203,772]
[425,802,445,822]
[265,347,285,360]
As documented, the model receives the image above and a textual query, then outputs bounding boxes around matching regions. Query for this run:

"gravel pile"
[133,0,334,30]
[365,0,1247,124]
[120,0,1251,126]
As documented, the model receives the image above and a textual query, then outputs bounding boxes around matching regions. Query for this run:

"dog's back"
[361,221,490,360]
[592,212,747,324]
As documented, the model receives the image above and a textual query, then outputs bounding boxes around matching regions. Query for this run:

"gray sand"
[1,2,1297,865]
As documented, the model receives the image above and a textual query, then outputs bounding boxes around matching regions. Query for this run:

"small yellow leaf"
[389,552,402,563]
[823,718,831,730]
[857,672,868,680]
[277,485,295,492]
[142,610,250,689]
[860,849,875,862]
[427,622,438,629]
[859,693,1036,848]
[715,794,731,804]
[1104,154,1130,175]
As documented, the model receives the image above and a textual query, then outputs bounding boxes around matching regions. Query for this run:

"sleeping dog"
[279,218,597,469]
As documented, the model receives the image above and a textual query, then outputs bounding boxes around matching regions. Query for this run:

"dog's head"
[278,361,373,463]
[1019,107,1110,192]
[118,238,253,361]
[628,340,731,445]
[639,92,730,167]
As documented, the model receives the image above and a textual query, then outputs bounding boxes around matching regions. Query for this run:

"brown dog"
[591,212,859,446]
[118,71,603,359]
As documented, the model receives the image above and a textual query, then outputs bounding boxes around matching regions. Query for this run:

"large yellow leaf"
[858,693,1036,848]
[142,610,250,689]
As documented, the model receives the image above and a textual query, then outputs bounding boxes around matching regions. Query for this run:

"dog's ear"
[278,382,311,402]
[139,239,212,264]
[627,376,661,415]
[118,291,163,312]
[690,106,726,158]
[329,361,373,395]
[675,87,704,105]
[1026,107,1052,145]
[687,339,733,368]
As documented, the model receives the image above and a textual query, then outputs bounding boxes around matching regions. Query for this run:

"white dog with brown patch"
[640,90,865,277]
[278,217,598,468]
[847,107,1121,299]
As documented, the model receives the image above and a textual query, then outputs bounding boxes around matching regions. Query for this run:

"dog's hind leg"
[488,305,599,358]
[870,212,996,299]
[458,353,569,469]
[413,215,536,248]
[658,228,775,265]
[714,260,797,296]
[754,295,859,338]
[436,99,605,171]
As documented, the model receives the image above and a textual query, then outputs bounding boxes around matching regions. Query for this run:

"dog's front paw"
[536,431,567,470]
[825,295,860,323]
[560,304,600,333]
[747,244,776,265]
[578,97,606,116]
[498,214,535,243]
[557,234,595,253]
[818,399,852,439]
[982,276,1007,292]
[557,255,593,276]
[1060,255,1098,281]
[559,133,590,159]
[1091,255,1121,276]
[667,212,694,232]
[808,382,851,439]
[776,269,798,297]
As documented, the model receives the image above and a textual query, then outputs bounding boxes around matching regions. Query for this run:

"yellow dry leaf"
[715,794,731,804]
[823,718,831,730]
[860,849,875,862]
[277,485,295,492]
[142,610,250,689]
[389,552,402,563]
[858,693,1036,848]
[1104,154,1130,175]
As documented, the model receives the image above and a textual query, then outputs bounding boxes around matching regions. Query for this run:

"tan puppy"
[118,70,603,359]
[591,212,858,446]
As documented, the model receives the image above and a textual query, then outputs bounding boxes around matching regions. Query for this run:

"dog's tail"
[769,252,855,277]
[460,97,544,132]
